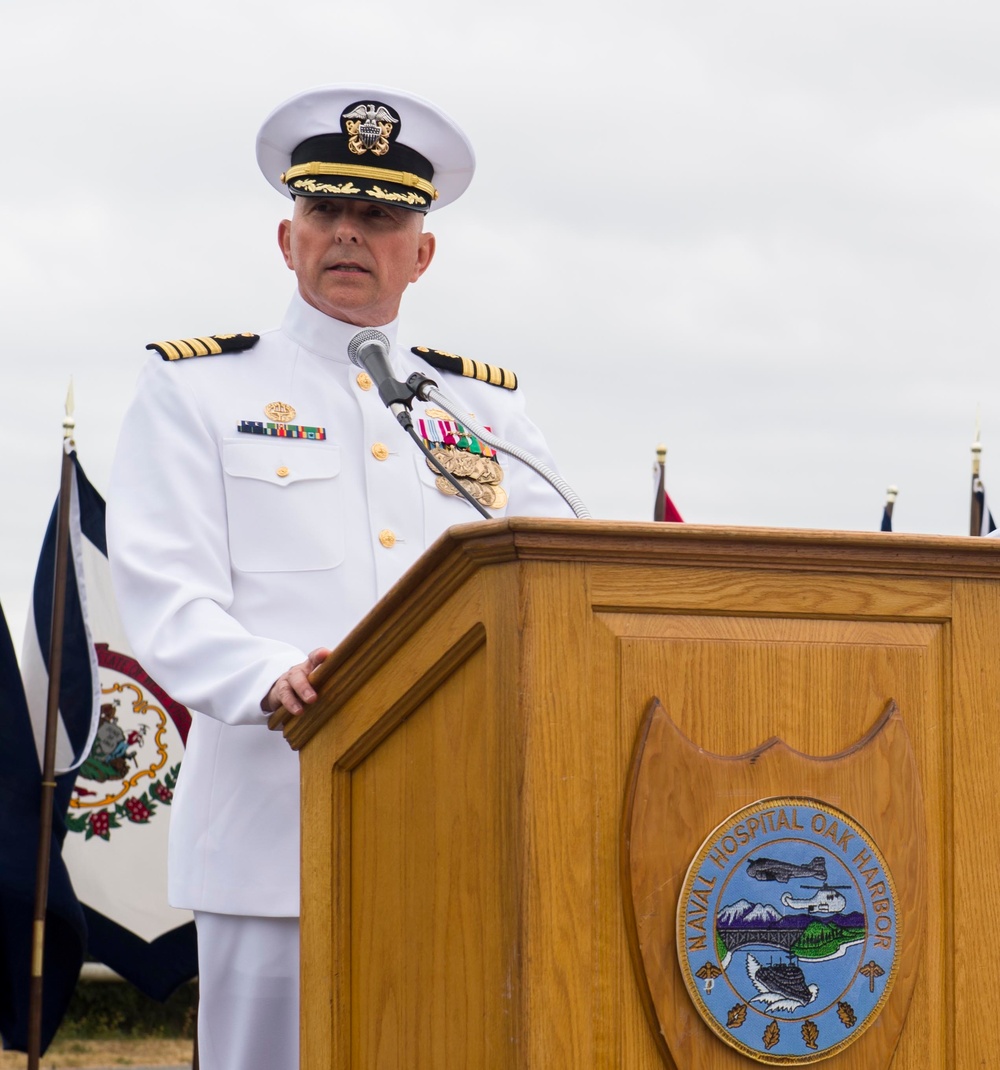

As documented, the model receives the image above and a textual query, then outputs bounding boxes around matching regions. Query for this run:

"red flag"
[653,447,684,523]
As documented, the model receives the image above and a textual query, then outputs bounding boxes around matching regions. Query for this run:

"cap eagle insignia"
[342,103,397,156]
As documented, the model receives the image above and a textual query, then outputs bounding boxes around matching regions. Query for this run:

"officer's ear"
[277,218,294,270]
[411,230,435,283]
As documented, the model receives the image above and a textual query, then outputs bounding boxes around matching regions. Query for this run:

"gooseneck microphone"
[346,329,414,419]
[347,328,490,518]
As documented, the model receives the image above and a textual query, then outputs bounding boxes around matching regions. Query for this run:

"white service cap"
[256,84,475,213]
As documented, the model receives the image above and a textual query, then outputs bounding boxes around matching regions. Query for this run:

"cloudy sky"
[3,1,1000,644]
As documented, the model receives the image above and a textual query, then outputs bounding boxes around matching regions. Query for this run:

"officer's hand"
[261,647,332,715]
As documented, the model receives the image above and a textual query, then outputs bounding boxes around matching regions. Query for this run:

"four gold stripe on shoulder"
[146,332,258,362]
[411,345,518,390]
[148,335,234,361]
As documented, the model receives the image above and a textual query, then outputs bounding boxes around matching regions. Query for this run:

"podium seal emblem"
[677,797,899,1064]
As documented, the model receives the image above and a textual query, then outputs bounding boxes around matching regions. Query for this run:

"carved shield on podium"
[621,699,925,1070]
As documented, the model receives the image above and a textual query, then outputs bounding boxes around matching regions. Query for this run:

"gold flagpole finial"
[656,443,667,466]
[972,437,982,478]
[63,378,76,443]
[886,485,898,505]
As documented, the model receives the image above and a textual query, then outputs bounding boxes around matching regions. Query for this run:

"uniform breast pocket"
[222,438,345,572]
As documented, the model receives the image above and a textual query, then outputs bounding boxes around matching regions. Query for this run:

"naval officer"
[107,84,572,1070]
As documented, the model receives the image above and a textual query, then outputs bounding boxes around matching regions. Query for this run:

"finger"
[306,647,331,670]
[286,665,320,706]
[274,675,305,715]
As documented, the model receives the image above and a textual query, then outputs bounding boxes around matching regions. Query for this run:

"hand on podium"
[261,646,332,716]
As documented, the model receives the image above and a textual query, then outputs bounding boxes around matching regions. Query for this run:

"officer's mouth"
[327,262,369,274]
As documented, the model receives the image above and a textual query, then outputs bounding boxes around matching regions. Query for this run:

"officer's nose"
[333,212,362,244]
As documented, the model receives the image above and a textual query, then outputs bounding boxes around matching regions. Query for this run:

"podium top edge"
[268,518,1000,744]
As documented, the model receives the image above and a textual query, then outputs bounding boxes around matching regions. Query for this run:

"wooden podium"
[271,519,1000,1069]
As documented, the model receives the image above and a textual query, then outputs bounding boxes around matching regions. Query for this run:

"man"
[107,85,571,1070]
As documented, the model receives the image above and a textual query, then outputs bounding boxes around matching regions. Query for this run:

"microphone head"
[347,328,390,368]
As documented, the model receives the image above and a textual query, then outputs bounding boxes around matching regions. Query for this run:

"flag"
[653,446,684,523]
[0,597,86,1053]
[972,476,996,536]
[880,486,897,532]
[658,488,684,524]
[22,451,197,1002]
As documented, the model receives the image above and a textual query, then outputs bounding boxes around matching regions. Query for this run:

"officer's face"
[278,197,435,327]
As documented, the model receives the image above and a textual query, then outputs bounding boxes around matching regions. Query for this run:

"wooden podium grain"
[270,519,1000,1069]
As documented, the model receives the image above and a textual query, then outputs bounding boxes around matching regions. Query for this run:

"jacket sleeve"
[107,358,307,726]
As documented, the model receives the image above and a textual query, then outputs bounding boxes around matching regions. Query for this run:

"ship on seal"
[747,954,819,1010]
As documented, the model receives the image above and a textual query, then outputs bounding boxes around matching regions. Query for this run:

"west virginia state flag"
[22,450,197,1002]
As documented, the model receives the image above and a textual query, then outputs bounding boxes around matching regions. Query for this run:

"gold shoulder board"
[146,333,260,362]
[411,346,517,391]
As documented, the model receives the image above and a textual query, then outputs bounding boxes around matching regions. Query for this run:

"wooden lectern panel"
[608,613,942,1067]
[350,641,503,1066]
[273,521,1000,1069]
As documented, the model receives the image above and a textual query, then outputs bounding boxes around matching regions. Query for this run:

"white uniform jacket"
[107,291,572,916]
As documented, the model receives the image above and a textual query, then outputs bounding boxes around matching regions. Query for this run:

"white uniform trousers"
[194,912,299,1070]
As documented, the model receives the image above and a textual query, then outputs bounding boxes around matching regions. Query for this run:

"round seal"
[677,797,898,1064]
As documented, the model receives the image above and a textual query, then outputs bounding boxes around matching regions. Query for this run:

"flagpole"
[970,438,983,537]
[27,386,76,1069]
[882,485,897,532]
[653,444,666,522]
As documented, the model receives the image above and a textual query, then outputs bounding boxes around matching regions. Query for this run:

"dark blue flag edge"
[0,600,87,1052]
[82,909,197,1002]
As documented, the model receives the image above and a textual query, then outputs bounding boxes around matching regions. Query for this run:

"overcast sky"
[4,1,1000,644]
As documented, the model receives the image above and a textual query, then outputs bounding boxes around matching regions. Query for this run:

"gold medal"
[481,458,504,484]
[427,447,459,475]
[264,401,296,424]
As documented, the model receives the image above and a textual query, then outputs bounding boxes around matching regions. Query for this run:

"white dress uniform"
[107,289,572,1067]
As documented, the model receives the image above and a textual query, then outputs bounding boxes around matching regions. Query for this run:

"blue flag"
[21,452,197,1003]
[973,475,997,536]
[0,597,86,1053]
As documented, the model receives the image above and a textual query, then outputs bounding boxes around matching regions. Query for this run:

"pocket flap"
[222,438,340,487]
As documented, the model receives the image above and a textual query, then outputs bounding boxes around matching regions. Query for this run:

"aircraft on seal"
[780,882,851,914]
[745,855,827,883]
